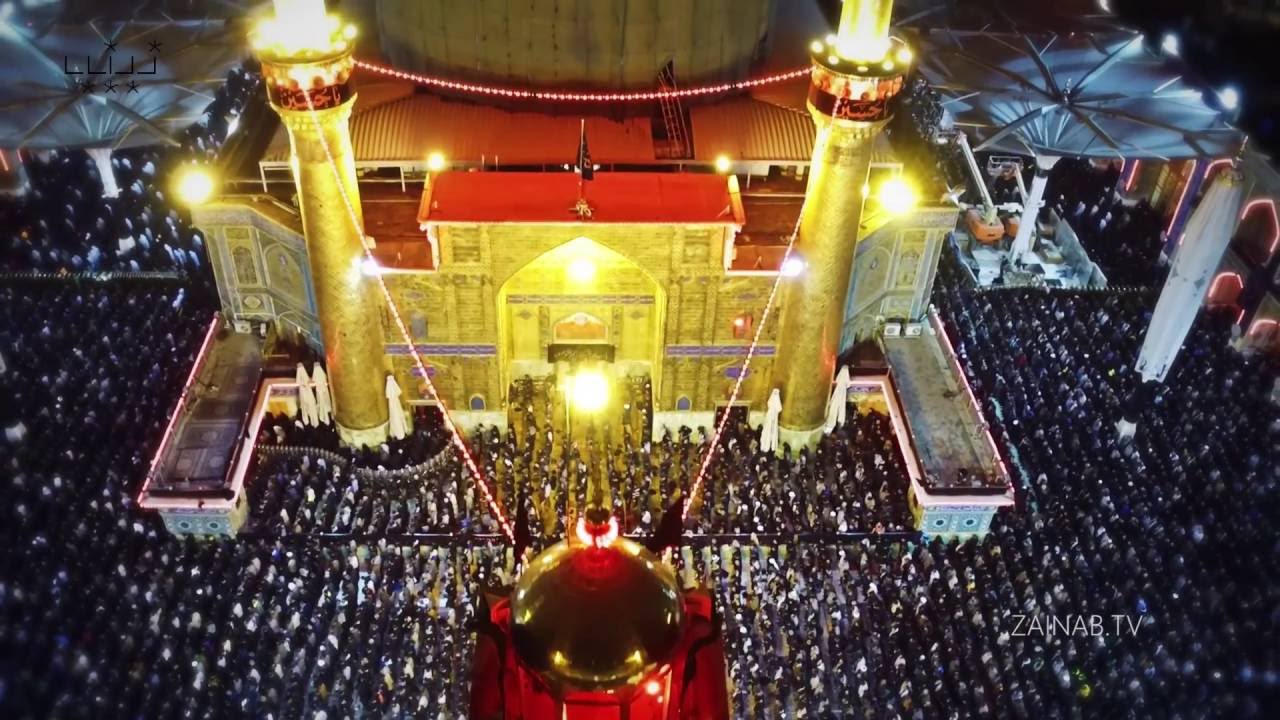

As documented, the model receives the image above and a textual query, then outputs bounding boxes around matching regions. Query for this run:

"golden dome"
[511,530,684,693]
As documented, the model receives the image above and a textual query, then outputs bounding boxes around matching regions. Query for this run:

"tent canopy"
[0,16,242,150]
[912,29,1244,160]
[895,0,1127,34]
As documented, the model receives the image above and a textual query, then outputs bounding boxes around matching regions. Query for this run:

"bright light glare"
[426,152,446,172]
[1218,87,1240,111]
[1161,33,1179,56]
[714,155,732,174]
[174,166,215,206]
[574,515,619,548]
[258,0,333,53]
[896,46,913,65]
[569,371,608,413]
[835,37,890,63]
[644,679,662,696]
[878,177,919,215]
[780,256,806,277]
[359,258,382,276]
[566,256,596,284]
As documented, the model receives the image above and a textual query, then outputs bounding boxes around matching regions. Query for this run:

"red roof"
[418,172,743,225]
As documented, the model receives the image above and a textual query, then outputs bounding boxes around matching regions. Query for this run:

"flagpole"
[578,118,586,204]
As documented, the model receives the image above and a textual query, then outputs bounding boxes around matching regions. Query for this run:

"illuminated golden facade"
[191,0,952,447]
[253,1,390,446]
[384,171,775,433]
[197,193,951,442]
[773,0,910,449]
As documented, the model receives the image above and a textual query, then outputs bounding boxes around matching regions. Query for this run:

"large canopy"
[895,0,1126,34]
[913,29,1244,160]
[0,16,243,150]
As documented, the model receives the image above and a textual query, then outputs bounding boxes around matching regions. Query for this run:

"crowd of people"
[1045,158,1172,286]
[931,255,1278,715]
[246,386,916,543]
[0,280,215,716]
[2,247,1276,717]
[257,406,449,471]
[0,65,259,276]
[1,57,1278,718]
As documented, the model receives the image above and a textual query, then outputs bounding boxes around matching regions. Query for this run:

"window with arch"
[264,246,306,303]
[676,396,692,411]
[1207,272,1244,307]
[231,245,259,286]
[1238,198,1279,265]
[469,395,486,411]
[553,312,608,342]
[1248,319,1278,345]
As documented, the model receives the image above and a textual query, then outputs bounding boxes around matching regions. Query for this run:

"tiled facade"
[195,191,954,425]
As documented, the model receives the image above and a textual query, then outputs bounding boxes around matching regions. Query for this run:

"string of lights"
[294,67,809,537]
[682,209,804,522]
[354,59,810,103]
[300,87,517,545]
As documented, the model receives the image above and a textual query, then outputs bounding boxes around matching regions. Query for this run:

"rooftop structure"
[417,171,743,225]
[914,29,1242,159]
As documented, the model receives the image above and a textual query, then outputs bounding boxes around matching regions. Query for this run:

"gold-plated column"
[773,122,881,449]
[773,0,909,450]
[255,6,389,447]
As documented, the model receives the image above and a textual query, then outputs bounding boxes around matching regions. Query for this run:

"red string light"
[682,211,804,522]
[139,313,221,501]
[295,55,820,535]
[300,86,516,544]
[354,59,809,103]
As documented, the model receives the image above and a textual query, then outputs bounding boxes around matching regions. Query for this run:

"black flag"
[645,497,685,554]
[574,118,593,181]
[513,483,532,570]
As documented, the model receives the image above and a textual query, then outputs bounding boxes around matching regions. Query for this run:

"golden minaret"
[252,0,389,447]
[773,0,910,450]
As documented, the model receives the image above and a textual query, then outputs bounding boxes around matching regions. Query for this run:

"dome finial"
[575,504,618,548]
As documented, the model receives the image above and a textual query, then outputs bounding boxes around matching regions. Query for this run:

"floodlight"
[878,176,919,215]
[174,166,215,206]
[570,371,608,413]
[1218,87,1240,111]
[566,256,596,284]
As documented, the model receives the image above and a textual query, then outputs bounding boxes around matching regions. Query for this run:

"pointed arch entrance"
[496,236,666,410]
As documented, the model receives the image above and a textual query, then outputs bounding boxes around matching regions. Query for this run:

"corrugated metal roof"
[690,87,899,165]
[262,79,901,167]
[265,94,655,165]
[690,97,816,163]
[748,76,813,116]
